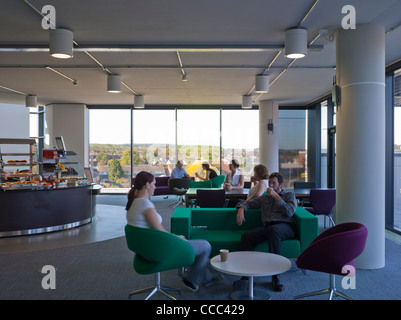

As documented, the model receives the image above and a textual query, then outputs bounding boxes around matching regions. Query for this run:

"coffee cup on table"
[220,249,229,262]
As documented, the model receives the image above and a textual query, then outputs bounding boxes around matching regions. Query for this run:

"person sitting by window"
[195,162,218,181]
[223,159,244,190]
[170,160,190,179]
[245,164,269,201]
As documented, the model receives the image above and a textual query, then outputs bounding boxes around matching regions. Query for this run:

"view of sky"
[88,109,260,149]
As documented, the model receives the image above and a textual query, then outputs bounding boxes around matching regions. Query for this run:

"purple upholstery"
[132,176,171,195]
[196,189,226,208]
[305,189,336,216]
[296,222,368,276]
[153,176,170,195]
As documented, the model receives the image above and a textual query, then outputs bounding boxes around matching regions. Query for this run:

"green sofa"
[171,207,318,258]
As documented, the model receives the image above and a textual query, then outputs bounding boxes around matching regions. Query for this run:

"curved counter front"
[0,185,99,237]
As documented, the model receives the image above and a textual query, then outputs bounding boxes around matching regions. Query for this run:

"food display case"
[0,138,100,237]
[0,138,39,190]
[42,149,85,184]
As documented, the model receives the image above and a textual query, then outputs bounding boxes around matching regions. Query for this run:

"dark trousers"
[240,222,296,254]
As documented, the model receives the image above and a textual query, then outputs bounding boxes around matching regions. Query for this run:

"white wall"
[0,103,30,157]
[46,104,88,166]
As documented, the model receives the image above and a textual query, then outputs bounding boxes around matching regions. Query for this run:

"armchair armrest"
[171,208,192,239]
[294,207,319,252]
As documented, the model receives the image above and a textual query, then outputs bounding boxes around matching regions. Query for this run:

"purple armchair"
[132,176,171,196]
[305,189,336,228]
[153,176,171,196]
[294,222,368,300]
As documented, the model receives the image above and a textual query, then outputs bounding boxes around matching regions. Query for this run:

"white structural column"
[259,100,279,173]
[336,24,385,269]
[46,103,89,167]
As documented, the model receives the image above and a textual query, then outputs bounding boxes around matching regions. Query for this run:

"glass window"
[89,109,131,188]
[177,109,220,179]
[87,107,309,190]
[278,110,307,188]
[29,106,44,174]
[394,69,401,230]
[133,109,176,177]
[321,101,328,188]
[221,110,259,181]
[29,113,39,138]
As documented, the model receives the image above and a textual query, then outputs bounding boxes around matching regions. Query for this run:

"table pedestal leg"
[249,276,254,298]
[230,276,271,300]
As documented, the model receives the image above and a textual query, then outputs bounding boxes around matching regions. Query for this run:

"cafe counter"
[0,184,100,237]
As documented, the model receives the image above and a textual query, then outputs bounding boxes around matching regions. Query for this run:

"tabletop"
[210,251,291,277]
[186,187,249,197]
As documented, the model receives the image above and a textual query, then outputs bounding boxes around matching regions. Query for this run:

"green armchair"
[189,174,225,189]
[210,174,226,188]
[125,224,195,300]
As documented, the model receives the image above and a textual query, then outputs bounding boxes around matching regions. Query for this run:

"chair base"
[168,196,185,208]
[129,272,181,300]
[294,274,353,300]
[323,215,336,229]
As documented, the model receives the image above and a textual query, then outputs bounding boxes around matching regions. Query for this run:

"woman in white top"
[246,164,269,201]
[223,159,244,190]
[126,171,219,292]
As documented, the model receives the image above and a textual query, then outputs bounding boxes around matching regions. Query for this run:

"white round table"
[210,251,291,300]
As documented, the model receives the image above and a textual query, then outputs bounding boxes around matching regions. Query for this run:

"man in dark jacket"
[234,172,297,291]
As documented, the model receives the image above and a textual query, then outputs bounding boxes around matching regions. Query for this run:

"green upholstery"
[210,175,226,188]
[189,180,212,188]
[171,207,318,258]
[125,224,195,274]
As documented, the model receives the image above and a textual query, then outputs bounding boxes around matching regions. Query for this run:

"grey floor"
[2,195,401,302]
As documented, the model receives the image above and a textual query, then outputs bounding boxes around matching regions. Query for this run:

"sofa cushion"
[190,228,245,256]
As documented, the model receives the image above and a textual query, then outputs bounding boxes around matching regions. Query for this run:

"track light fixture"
[107,74,122,93]
[285,28,307,59]
[25,94,37,108]
[49,28,73,59]
[241,95,252,109]
[255,75,269,93]
[134,95,145,109]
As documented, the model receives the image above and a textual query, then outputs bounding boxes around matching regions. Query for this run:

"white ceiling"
[0,0,401,108]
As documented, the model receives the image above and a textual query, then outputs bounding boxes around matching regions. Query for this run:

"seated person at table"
[245,164,269,202]
[126,171,221,292]
[234,172,297,292]
[223,159,244,190]
[195,162,218,181]
[170,160,190,179]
